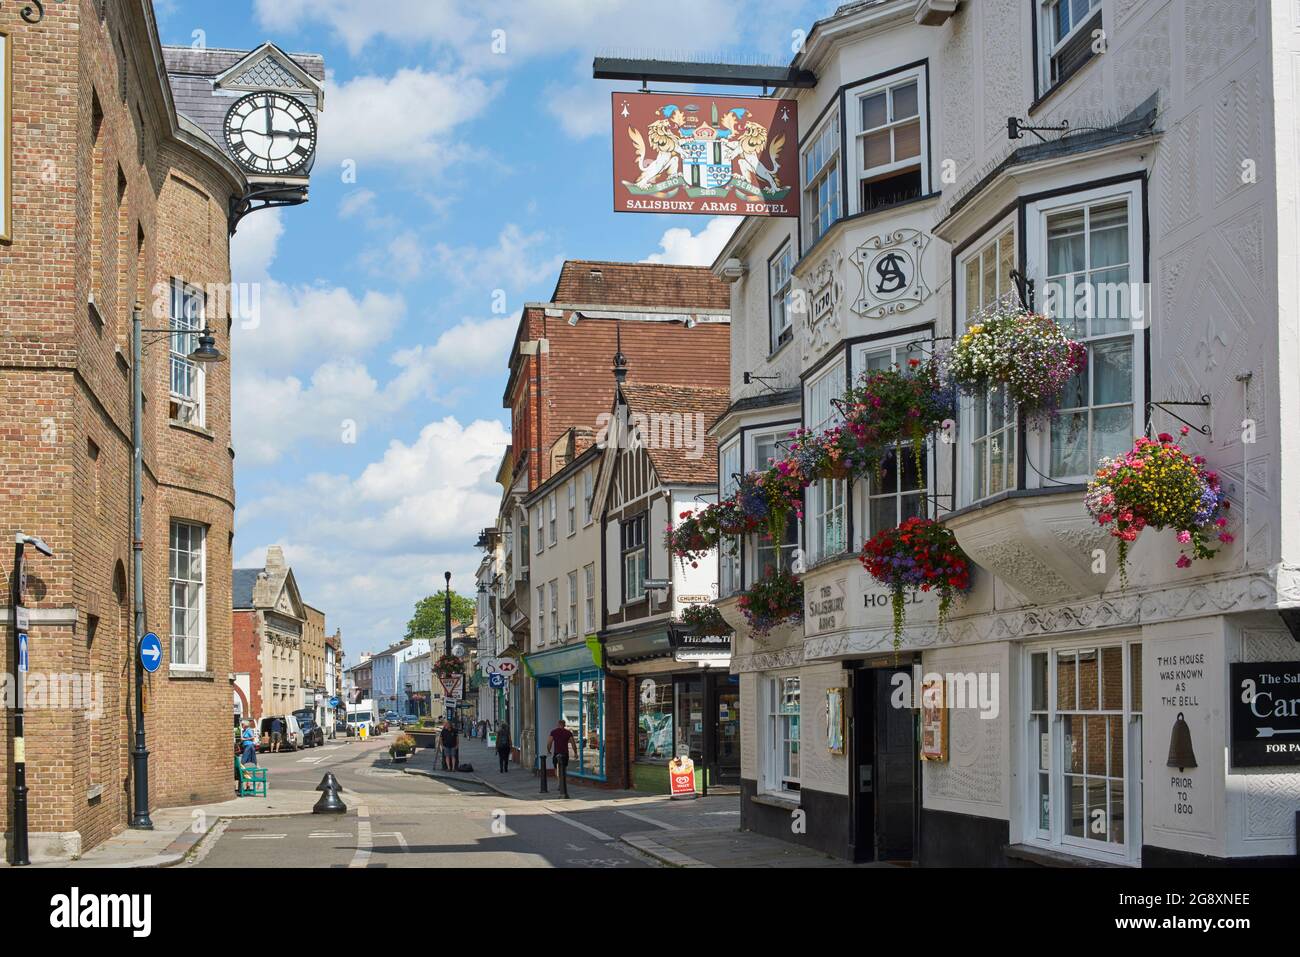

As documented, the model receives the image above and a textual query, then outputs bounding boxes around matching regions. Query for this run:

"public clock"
[223,91,317,176]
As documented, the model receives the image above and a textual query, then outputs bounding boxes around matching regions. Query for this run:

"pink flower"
[1157,432,1173,443]
[1216,518,1227,527]
[1218,533,1235,544]
[1176,530,1191,544]
[1176,555,1192,569]
[1098,513,1113,525]
[1180,426,1190,436]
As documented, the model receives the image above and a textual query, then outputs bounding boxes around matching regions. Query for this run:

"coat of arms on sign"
[852,229,931,319]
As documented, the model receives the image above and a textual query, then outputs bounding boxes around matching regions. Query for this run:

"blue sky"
[156,0,834,657]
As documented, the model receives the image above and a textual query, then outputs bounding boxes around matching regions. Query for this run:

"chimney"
[265,545,286,569]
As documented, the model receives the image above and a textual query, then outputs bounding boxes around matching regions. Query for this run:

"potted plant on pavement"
[390,734,416,763]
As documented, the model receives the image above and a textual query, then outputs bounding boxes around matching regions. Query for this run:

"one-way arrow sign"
[139,632,162,674]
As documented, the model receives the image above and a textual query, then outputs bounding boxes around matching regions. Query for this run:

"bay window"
[1028,183,1144,483]
[805,357,847,564]
[802,111,841,249]
[957,223,1018,505]
[849,65,928,214]
[854,340,929,536]
[751,429,800,577]
[719,438,742,597]
[1026,639,1142,862]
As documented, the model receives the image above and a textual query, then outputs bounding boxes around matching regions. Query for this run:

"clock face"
[223,92,317,175]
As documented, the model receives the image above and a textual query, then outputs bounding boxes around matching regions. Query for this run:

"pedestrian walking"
[440,719,459,771]
[546,718,579,798]
[270,716,283,753]
[495,722,512,773]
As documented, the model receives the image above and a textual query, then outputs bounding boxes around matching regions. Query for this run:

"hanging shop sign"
[669,629,732,662]
[612,92,798,217]
[1230,662,1300,767]
[851,228,931,319]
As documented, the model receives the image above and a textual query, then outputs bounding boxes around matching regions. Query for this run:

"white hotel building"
[711,0,1300,866]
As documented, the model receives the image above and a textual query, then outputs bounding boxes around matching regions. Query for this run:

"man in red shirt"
[546,719,580,798]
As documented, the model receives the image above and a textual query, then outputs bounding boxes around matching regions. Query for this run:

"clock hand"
[265,102,273,136]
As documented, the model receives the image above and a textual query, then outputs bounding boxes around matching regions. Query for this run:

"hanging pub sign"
[1229,662,1300,767]
[612,93,798,217]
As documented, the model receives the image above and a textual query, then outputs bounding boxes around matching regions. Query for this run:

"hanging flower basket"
[434,654,464,679]
[735,468,804,547]
[1084,429,1231,587]
[859,517,972,647]
[678,603,730,637]
[840,357,956,487]
[947,305,1086,418]
[737,568,804,636]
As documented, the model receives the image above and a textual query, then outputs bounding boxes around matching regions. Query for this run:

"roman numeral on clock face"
[224,91,317,175]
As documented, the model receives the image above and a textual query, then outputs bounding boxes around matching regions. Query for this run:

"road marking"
[617,810,677,831]
[373,831,409,852]
[542,806,613,842]
[241,833,287,840]
[309,831,351,839]
[297,756,325,764]
[350,805,372,868]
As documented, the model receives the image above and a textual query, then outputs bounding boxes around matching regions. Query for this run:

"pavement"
[9,732,863,868]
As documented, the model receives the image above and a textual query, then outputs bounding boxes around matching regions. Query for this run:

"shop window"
[559,671,605,779]
[764,676,800,793]
[1030,186,1143,483]
[637,677,673,760]
[957,223,1019,504]
[848,65,928,215]
[1027,641,1142,862]
[769,241,794,353]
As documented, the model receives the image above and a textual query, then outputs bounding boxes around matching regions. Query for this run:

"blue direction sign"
[488,672,507,689]
[139,632,163,673]
[329,696,340,709]
[18,633,28,674]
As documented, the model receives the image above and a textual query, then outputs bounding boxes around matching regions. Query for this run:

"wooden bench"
[236,756,268,797]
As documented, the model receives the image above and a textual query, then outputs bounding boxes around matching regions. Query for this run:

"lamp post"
[443,571,452,720]
[130,304,224,830]
[9,531,54,866]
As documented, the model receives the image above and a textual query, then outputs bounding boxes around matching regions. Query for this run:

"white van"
[346,700,374,736]
[257,714,303,751]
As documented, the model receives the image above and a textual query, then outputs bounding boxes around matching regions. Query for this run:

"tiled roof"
[232,567,262,609]
[549,260,731,311]
[620,384,731,485]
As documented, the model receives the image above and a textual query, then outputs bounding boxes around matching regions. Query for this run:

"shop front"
[605,625,740,793]
[525,639,608,782]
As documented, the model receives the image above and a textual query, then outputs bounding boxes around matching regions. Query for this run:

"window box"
[944,486,1119,603]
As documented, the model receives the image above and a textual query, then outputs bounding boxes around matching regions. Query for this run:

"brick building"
[0,2,321,861]
[482,260,732,774]
[232,547,307,721]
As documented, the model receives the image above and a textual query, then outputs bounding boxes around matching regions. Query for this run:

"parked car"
[383,710,400,723]
[293,710,325,748]
[256,714,303,752]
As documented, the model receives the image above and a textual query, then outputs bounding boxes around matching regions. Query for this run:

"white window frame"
[169,278,206,426]
[768,240,794,353]
[622,515,648,604]
[847,64,929,216]
[534,505,544,556]
[956,218,1019,507]
[548,495,558,546]
[548,579,559,644]
[582,470,594,526]
[1039,0,1102,92]
[850,337,932,540]
[1023,636,1143,865]
[566,481,576,536]
[583,563,595,632]
[804,356,847,565]
[567,571,578,638]
[168,520,206,671]
[802,110,841,250]
[536,584,546,643]
[1025,181,1145,487]
[763,674,801,794]
[747,428,801,579]
[718,437,742,597]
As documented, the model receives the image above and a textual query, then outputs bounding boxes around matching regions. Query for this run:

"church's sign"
[852,228,931,318]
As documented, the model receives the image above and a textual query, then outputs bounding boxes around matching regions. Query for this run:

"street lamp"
[443,571,453,720]
[130,304,225,830]
[9,531,54,865]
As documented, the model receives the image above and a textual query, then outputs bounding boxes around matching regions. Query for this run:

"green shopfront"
[525,638,608,782]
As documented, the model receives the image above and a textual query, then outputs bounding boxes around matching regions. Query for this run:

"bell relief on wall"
[851,228,931,319]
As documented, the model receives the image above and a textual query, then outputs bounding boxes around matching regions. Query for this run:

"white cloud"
[433,223,564,295]
[338,188,377,220]
[317,68,499,169]
[643,216,738,266]
[230,207,284,281]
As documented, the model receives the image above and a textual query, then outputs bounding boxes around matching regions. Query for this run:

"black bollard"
[313,772,347,814]
[538,753,548,793]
